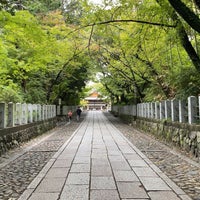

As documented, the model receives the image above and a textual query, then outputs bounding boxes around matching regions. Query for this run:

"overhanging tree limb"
[83,19,176,28]
[69,19,176,35]
[168,0,200,33]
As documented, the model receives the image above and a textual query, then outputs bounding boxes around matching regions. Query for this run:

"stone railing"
[112,96,200,124]
[137,96,200,124]
[111,96,200,159]
[0,103,56,129]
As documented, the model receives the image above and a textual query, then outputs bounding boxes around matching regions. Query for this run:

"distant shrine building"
[84,91,107,110]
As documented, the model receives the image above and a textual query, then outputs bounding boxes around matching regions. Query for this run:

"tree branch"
[83,19,176,29]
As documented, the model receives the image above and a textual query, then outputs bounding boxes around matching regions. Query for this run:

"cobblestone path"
[105,113,200,200]
[0,119,82,200]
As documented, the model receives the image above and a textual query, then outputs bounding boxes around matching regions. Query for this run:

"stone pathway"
[18,111,191,200]
[0,118,81,200]
[105,112,200,200]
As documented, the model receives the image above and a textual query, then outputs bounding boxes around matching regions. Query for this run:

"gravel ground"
[0,112,200,200]
[104,112,200,200]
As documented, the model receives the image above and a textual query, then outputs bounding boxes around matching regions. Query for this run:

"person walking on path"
[76,106,82,121]
[67,110,73,122]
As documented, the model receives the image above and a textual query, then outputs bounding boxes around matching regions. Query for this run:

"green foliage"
[78,0,200,104]
[172,67,200,100]
[0,9,93,104]
[0,83,22,103]
[24,0,61,14]
[0,0,200,106]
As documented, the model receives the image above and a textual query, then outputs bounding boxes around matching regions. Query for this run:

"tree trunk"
[194,0,200,10]
[168,0,200,33]
[177,24,200,71]
[156,0,200,72]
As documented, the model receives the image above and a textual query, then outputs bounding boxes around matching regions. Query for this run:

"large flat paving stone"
[91,165,113,176]
[65,173,90,185]
[132,167,158,177]
[117,182,149,199]
[90,190,120,200]
[113,170,139,182]
[46,167,69,178]
[60,184,89,200]
[52,159,72,168]
[139,177,171,191]
[110,161,131,170]
[128,159,149,167]
[73,156,90,164]
[28,193,59,200]
[70,163,90,173]
[35,178,65,192]
[148,191,181,200]
[91,177,116,189]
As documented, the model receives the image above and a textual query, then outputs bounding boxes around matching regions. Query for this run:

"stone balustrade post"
[171,99,179,122]
[150,102,155,119]
[146,103,148,118]
[50,105,52,118]
[37,104,41,121]
[160,101,165,120]
[46,105,48,119]
[137,104,139,117]
[42,105,45,120]
[8,102,14,127]
[147,103,150,118]
[188,96,197,124]
[179,100,186,123]
[199,96,200,121]
[0,103,6,129]
[142,103,144,117]
[41,105,44,120]
[140,104,142,117]
[139,104,142,117]
[43,105,47,120]
[32,104,37,122]
[21,103,27,124]
[49,105,52,118]
[155,102,159,119]
[28,104,33,123]
[144,103,147,118]
[57,105,61,116]
[15,103,22,125]
[47,105,49,119]
[53,105,56,117]
[165,100,171,120]
[46,105,49,119]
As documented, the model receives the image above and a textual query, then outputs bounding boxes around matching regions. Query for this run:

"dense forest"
[0,0,200,105]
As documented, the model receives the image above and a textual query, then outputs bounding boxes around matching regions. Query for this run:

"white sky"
[89,0,118,7]
[89,0,103,5]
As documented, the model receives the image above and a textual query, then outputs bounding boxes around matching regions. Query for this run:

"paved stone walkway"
[105,112,200,200]
[18,111,192,200]
[0,119,81,200]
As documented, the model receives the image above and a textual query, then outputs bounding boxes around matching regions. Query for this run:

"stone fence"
[137,96,200,124]
[0,103,79,156]
[0,103,56,129]
[111,96,200,160]
[112,96,200,124]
